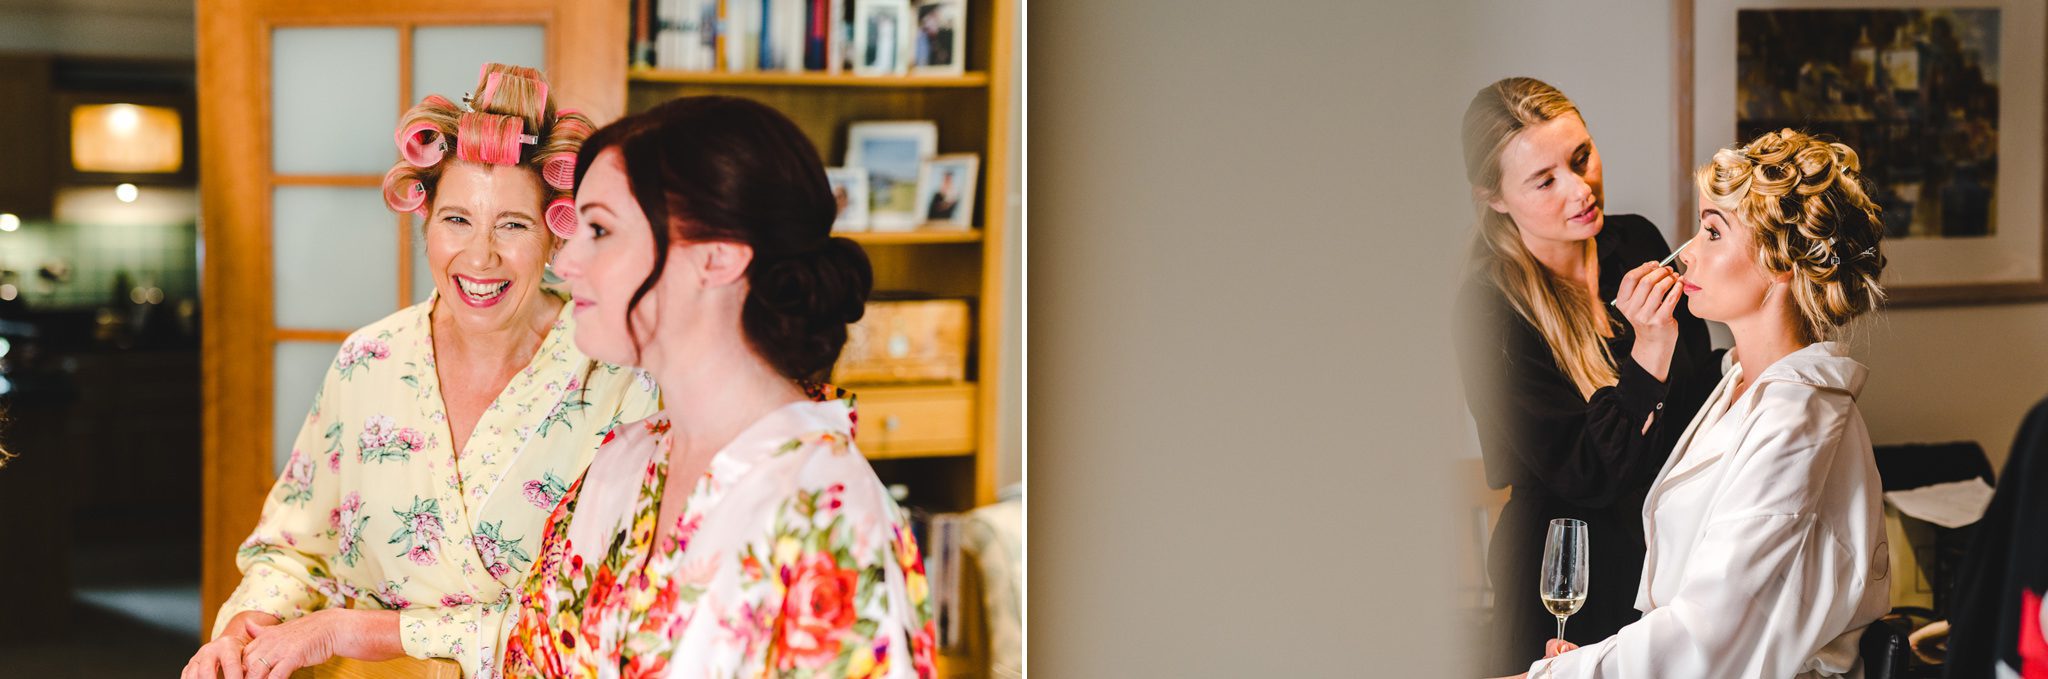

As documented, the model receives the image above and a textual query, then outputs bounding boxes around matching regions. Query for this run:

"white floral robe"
[215,291,661,678]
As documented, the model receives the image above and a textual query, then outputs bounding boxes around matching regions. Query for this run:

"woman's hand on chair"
[183,611,279,679]
[238,608,403,679]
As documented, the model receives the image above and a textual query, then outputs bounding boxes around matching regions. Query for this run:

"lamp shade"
[71,103,183,174]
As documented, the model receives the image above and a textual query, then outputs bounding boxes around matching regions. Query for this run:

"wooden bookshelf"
[622,3,1011,673]
[628,68,990,88]
[618,0,1011,518]
[842,227,983,245]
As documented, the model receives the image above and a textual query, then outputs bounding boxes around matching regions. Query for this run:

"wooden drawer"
[833,299,971,384]
[853,384,977,458]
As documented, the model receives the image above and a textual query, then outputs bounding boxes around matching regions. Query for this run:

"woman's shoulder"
[340,299,431,348]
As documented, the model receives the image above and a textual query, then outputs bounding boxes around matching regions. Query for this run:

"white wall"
[1462,0,1679,233]
[1464,0,2048,468]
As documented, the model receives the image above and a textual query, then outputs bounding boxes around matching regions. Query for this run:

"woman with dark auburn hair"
[499,96,937,677]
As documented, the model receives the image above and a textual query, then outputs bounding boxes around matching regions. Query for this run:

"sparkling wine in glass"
[1541,518,1590,643]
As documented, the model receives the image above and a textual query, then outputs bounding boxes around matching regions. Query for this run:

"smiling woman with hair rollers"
[183,63,659,679]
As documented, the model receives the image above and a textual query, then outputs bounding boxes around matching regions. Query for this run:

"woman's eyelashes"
[587,223,609,239]
[1705,225,1722,241]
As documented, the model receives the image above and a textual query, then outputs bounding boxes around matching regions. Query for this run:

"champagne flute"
[1540,518,1589,643]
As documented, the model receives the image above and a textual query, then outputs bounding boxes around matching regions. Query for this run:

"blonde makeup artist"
[1458,77,1721,675]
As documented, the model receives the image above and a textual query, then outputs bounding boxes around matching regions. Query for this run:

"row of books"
[633,0,966,75]
[633,0,843,73]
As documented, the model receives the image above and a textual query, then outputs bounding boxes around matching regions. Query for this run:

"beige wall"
[1462,0,2048,468]
[997,0,1022,492]
[1856,306,2048,468]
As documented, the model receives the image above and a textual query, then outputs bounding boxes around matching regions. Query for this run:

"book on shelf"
[632,0,654,69]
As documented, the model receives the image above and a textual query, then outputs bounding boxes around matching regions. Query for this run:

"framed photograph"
[846,120,938,230]
[912,0,966,75]
[915,153,979,227]
[853,0,914,76]
[1686,0,2048,305]
[826,166,871,232]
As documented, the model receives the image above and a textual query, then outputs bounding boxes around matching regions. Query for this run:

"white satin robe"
[1528,342,1891,678]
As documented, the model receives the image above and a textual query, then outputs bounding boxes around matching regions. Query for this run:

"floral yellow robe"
[215,291,660,678]
[501,398,938,678]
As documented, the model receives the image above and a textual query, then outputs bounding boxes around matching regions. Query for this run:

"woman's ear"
[1475,185,1509,215]
[696,241,755,288]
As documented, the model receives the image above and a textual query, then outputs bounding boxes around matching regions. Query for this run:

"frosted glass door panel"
[412,26,546,105]
[274,340,343,474]
[273,187,398,329]
[272,27,400,174]
[412,214,436,304]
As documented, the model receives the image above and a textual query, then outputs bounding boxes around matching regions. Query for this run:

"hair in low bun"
[573,95,874,381]
[745,238,873,379]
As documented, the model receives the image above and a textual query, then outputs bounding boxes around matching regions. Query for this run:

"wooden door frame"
[196,0,625,635]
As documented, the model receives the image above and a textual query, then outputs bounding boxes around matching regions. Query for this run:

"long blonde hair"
[1696,129,1886,343]
[1463,77,1615,398]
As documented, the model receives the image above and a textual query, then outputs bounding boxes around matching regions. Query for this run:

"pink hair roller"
[545,197,578,239]
[395,121,445,167]
[456,112,525,166]
[383,177,427,216]
[476,72,550,111]
[542,155,576,191]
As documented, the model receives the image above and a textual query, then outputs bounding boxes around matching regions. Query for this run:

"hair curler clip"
[544,197,578,239]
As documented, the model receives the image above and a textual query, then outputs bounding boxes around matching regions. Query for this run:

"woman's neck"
[431,292,561,370]
[652,336,806,465]
[1524,234,1593,289]
[1726,297,1806,399]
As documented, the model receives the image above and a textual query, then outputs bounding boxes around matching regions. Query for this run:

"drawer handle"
[883,415,902,432]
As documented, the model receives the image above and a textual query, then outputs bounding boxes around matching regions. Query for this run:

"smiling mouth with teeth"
[455,275,511,300]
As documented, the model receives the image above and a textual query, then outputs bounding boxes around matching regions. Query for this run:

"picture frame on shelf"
[1686,0,2048,305]
[915,153,978,227]
[912,0,966,75]
[846,120,937,230]
[826,166,871,231]
[853,0,914,76]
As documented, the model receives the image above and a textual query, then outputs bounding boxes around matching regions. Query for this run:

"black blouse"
[1456,214,1722,673]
